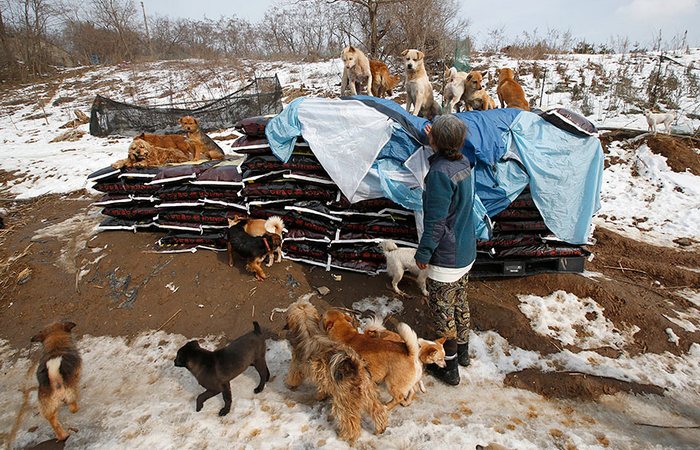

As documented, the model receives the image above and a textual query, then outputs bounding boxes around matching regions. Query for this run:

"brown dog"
[238,216,286,267]
[284,297,388,443]
[134,132,193,155]
[463,71,497,111]
[31,322,82,442]
[323,310,422,411]
[370,60,400,98]
[496,68,529,110]
[179,116,225,160]
[112,138,191,169]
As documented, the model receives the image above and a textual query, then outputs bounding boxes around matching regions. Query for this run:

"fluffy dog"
[284,297,388,443]
[402,49,440,119]
[464,70,496,111]
[340,46,373,96]
[239,216,286,267]
[134,132,193,154]
[179,116,225,160]
[174,321,269,416]
[379,239,428,297]
[31,321,82,442]
[443,66,468,113]
[111,138,191,169]
[645,110,676,134]
[226,218,282,281]
[323,310,422,411]
[496,68,529,110]
[370,60,400,98]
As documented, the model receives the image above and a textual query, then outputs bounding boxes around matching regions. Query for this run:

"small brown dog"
[370,60,400,98]
[112,138,191,169]
[31,321,82,442]
[284,297,388,443]
[226,218,282,281]
[179,116,226,160]
[323,310,422,411]
[496,68,529,110]
[463,70,497,111]
[238,216,286,267]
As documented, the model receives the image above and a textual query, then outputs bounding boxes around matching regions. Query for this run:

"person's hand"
[424,124,432,136]
[416,260,428,270]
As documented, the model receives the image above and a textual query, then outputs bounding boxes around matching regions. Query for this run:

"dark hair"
[430,115,467,161]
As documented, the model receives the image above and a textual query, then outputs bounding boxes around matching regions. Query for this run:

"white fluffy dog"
[443,66,468,113]
[379,239,428,297]
[645,110,676,134]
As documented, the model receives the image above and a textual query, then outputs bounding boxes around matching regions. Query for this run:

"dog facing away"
[179,116,225,160]
[402,49,440,119]
[645,110,676,134]
[239,216,286,267]
[463,70,497,111]
[380,239,428,297]
[370,60,401,98]
[174,321,269,416]
[323,310,422,411]
[31,321,82,442]
[226,218,282,281]
[340,46,373,96]
[111,138,191,169]
[284,297,388,443]
[496,68,529,110]
[443,66,468,113]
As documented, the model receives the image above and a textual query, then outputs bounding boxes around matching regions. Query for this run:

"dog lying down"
[174,321,269,416]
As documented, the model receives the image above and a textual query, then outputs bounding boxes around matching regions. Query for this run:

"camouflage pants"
[427,274,471,344]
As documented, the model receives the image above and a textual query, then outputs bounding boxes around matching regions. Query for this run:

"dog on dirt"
[402,49,440,119]
[179,116,225,160]
[379,239,428,297]
[644,110,676,134]
[238,215,286,267]
[226,218,282,281]
[31,321,82,442]
[284,296,388,443]
[174,321,269,416]
[496,68,529,110]
[340,46,373,96]
[323,310,422,411]
[370,60,400,98]
[111,138,191,169]
[464,70,497,111]
[443,66,468,113]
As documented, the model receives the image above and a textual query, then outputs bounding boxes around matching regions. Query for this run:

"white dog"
[402,49,440,119]
[443,66,468,113]
[645,110,676,134]
[379,239,428,297]
[340,46,373,96]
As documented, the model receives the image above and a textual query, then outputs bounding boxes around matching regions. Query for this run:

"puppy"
[370,60,400,98]
[239,216,286,267]
[174,321,269,416]
[379,239,428,297]
[284,297,388,443]
[340,46,373,96]
[323,310,422,411]
[496,68,529,110]
[31,321,82,442]
[226,218,282,281]
[179,116,225,160]
[645,110,676,134]
[443,66,468,113]
[111,138,191,169]
[402,49,440,119]
[463,70,496,111]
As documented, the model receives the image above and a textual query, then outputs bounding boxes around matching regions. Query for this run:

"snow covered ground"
[1,293,699,449]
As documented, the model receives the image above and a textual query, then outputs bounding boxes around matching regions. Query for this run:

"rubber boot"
[426,339,460,386]
[457,342,470,367]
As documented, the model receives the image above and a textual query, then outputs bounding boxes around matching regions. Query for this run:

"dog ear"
[435,337,447,345]
[30,331,44,343]
[62,322,76,332]
[348,45,355,53]
[401,49,408,57]
[481,70,488,77]
[178,117,184,125]
[417,51,424,60]
[466,73,472,80]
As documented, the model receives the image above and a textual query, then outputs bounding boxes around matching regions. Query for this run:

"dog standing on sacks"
[31,321,82,442]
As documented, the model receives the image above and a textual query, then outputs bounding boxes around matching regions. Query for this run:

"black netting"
[89,76,283,137]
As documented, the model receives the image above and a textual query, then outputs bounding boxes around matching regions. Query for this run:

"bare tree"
[90,0,137,60]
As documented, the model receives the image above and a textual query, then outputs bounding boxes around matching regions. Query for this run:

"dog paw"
[254,386,264,394]
[68,403,79,413]
[218,407,230,416]
[196,403,203,412]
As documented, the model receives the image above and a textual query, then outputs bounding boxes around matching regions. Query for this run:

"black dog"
[174,321,270,416]
[226,219,282,281]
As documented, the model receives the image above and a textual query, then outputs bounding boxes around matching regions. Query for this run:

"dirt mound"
[645,134,700,176]
[504,369,664,400]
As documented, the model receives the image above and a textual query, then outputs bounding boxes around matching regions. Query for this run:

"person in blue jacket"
[415,114,476,386]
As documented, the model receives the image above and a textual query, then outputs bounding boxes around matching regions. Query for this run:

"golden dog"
[370,60,400,98]
[464,70,497,111]
[402,49,440,119]
[341,46,373,96]
[179,116,225,160]
[133,132,193,155]
[496,68,529,110]
[112,138,191,169]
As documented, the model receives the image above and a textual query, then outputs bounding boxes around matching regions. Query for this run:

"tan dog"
[239,216,286,267]
[112,138,191,169]
[464,70,497,111]
[443,66,468,113]
[133,132,193,154]
[284,297,388,444]
[370,60,400,98]
[323,310,422,411]
[31,322,82,442]
[179,116,225,160]
[402,49,440,119]
[340,46,373,96]
[496,68,529,110]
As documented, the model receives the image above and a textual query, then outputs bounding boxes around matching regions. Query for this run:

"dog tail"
[387,74,401,94]
[46,356,64,391]
[253,321,262,335]
[396,323,419,359]
[363,316,387,338]
[264,216,285,235]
